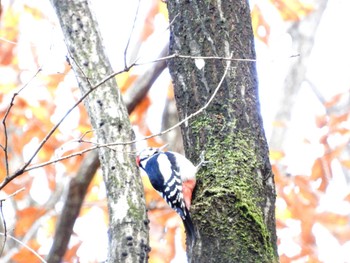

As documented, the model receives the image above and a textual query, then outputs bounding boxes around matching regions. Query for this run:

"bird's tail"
[182,208,196,247]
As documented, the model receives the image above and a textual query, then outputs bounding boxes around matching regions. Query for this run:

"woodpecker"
[136,145,198,245]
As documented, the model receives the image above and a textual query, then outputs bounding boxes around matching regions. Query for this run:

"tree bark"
[49,1,149,262]
[166,1,278,262]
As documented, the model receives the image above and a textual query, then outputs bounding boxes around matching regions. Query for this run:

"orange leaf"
[329,112,349,132]
[117,72,137,93]
[276,219,287,228]
[0,161,6,182]
[324,93,342,108]
[316,213,350,244]
[301,218,315,245]
[344,193,350,202]
[315,114,327,128]
[2,180,32,201]
[311,158,330,192]
[0,8,20,65]
[43,215,58,237]
[64,242,82,262]
[164,225,176,260]
[251,5,270,44]
[293,175,309,188]
[130,96,151,124]
[140,0,159,41]
[167,83,174,100]
[317,212,348,226]
[270,0,314,21]
[11,239,41,263]
[15,207,47,236]
[332,226,350,244]
[325,144,346,164]
[310,158,323,180]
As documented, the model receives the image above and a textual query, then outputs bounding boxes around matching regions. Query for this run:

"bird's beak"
[158,144,169,151]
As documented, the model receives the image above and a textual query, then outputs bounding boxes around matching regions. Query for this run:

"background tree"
[0,0,349,262]
[49,1,150,262]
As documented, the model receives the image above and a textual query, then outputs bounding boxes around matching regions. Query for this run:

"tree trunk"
[166,1,278,262]
[269,0,328,175]
[49,1,149,262]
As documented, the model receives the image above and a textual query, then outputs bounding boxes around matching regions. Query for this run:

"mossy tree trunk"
[49,1,149,262]
[166,1,278,262]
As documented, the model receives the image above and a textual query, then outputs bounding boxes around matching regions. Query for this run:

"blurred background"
[0,0,349,262]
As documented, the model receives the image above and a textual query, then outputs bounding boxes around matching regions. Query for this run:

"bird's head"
[136,144,168,167]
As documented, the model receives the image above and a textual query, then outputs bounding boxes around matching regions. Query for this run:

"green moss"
[190,114,277,262]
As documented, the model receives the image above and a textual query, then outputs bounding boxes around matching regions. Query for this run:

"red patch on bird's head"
[136,156,140,167]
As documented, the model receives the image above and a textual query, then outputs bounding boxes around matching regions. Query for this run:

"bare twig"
[0,232,47,263]
[40,50,231,263]
[1,67,42,176]
[168,13,180,30]
[124,0,141,69]
[135,53,255,66]
[1,51,236,189]
[78,139,116,152]
[14,51,234,176]
[1,65,131,189]
[0,37,18,45]
[99,52,234,146]
[0,188,25,257]
[0,188,25,201]
[0,202,6,258]
[16,147,99,174]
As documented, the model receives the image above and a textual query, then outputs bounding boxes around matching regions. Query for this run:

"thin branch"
[0,188,26,257]
[16,147,99,174]
[135,53,255,66]
[78,139,116,152]
[0,188,26,201]
[124,0,141,69]
[0,54,232,262]
[1,51,237,189]
[135,52,300,66]
[0,201,6,258]
[2,68,42,124]
[168,13,180,30]
[6,65,131,183]
[66,45,94,89]
[1,68,42,176]
[0,37,18,45]
[102,51,234,146]
[16,51,234,175]
[0,54,134,187]
[0,232,47,263]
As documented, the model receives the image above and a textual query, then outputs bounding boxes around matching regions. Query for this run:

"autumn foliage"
[0,0,349,262]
